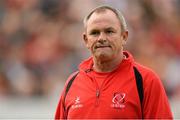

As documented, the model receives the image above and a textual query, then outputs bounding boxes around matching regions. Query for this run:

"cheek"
[112,37,122,46]
[87,39,96,50]
[112,40,123,52]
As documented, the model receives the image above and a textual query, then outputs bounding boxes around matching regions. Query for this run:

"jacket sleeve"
[55,71,79,119]
[142,70,173,119]
[55,92,66,119]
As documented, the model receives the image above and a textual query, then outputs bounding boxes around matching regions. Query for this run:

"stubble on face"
[92,40,114,62]
[86,10,122,62]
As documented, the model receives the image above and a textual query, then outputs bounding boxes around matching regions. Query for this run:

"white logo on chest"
[72,96,83,109]
[111,93,126,109]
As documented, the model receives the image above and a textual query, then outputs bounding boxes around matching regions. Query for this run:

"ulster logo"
[111,92,126,109]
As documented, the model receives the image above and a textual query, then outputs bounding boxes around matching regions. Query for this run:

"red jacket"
[55,51,173,119]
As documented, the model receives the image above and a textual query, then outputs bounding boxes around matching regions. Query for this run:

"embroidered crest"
[111,92,126,109]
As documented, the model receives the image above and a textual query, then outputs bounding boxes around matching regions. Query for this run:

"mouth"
[95,45,111,49]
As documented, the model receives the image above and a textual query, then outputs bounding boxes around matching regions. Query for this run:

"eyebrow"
[105,27,116,31]
[89,27,116,31]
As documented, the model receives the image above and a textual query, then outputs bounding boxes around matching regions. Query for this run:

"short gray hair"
[83,5,128,32]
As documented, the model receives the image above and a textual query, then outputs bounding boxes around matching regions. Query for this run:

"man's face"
[83,10,128,61]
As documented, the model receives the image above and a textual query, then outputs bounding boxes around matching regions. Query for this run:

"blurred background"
[0,0,179,119]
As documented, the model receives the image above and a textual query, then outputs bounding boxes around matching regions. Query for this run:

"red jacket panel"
[55,51,173,119]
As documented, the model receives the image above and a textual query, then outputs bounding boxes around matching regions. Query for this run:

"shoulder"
[133,62,163,89]
[133,62,167,96]
[60,71,79,95]
[65,71,79,85]
[133,62,160,80]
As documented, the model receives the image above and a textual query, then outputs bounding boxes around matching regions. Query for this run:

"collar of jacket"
[78,51,134,73]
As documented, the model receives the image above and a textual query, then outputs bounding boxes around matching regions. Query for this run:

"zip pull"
[96,89,100,98]
[95,89,100,106]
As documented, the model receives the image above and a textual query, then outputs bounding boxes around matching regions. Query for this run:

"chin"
[94,52,113,61]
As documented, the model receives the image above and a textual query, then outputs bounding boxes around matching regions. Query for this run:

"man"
[55,5,173,119]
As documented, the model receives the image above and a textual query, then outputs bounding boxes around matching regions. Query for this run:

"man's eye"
[106,30,114,34]
[90,31,99,35]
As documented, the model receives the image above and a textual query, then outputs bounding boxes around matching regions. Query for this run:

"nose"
[97,32,107,43]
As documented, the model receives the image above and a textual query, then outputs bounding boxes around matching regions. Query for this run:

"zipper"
[96,89,100,98]
[85,69,105,107]
[95,89,100,106]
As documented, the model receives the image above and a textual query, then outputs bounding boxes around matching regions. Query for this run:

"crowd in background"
[0,0,180,102]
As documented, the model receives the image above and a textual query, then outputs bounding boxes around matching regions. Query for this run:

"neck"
[93,53,124,72]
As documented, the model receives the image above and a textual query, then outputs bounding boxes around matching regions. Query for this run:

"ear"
[83,32,90,49]
[121,31,128,45]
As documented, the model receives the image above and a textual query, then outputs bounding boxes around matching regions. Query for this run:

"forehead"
[86,10,120,28]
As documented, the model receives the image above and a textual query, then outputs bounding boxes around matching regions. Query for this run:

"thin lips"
[95,45,111,49]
